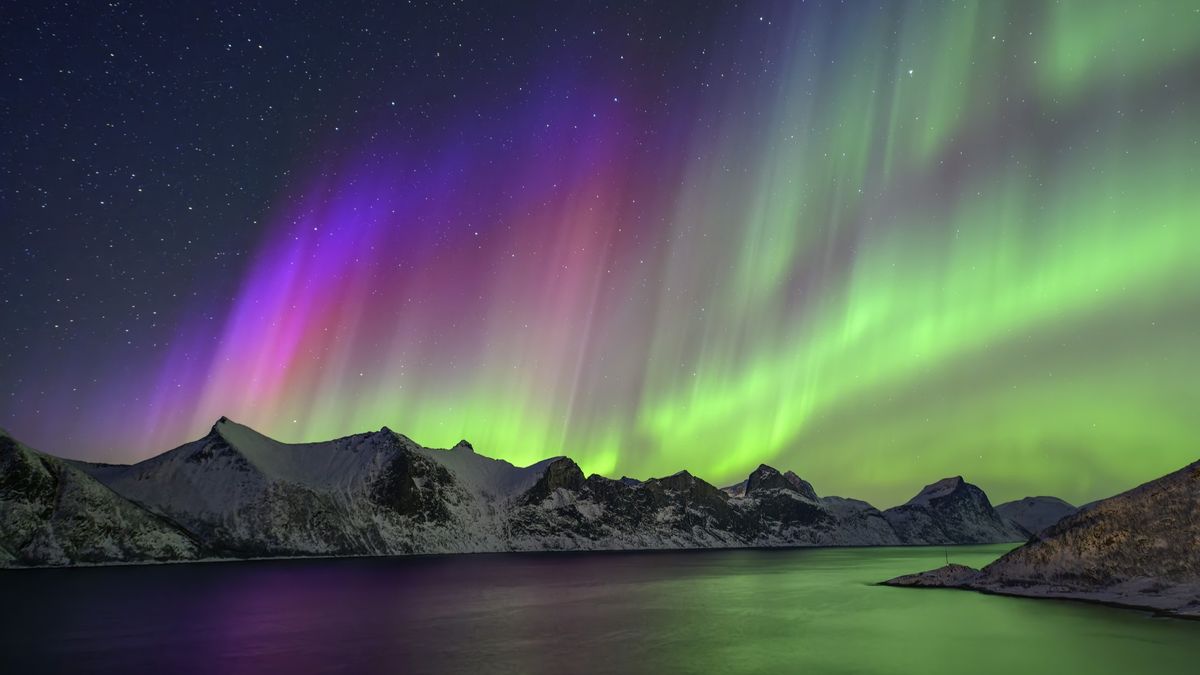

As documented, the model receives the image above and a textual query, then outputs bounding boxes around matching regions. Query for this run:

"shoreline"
[0,540,1020,572]
[881,565,1200,621]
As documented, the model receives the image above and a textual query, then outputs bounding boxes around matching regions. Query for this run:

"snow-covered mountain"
[884,459,1200,618]
[73,418,530,557]
[0,429,200,566]
[3,419,1032,566]
[995,496,1077,535]
[881,476,1029,544]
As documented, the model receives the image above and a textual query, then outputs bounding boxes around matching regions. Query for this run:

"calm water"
[1,545,1197,674]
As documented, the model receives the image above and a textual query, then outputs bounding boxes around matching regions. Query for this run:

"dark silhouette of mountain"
[2,418,1032,567]
[884,460,1200,618]
[995,496,1077,535]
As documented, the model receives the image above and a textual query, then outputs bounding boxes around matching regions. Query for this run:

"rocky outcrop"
[995,496,1076,535]
[882,476,1028,545]
[884,460,1200,618]
[782,471,819,501]
[523,458,587,505]
[885,564,982,588]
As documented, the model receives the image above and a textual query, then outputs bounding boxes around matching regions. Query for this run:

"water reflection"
[1,546,1197,674]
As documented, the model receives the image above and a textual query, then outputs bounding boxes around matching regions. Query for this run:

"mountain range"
[3,418,1058,567]
[884,459,1200,618]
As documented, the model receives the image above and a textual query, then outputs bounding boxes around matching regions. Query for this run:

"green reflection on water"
[620,545,1199,674]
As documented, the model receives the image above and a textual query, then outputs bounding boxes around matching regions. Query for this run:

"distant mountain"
[2,419,1033,567]
[884,460,1200,618]
[510,462,902,549]
[720,479,748,498]
[881,476,1029,544]
[995,496,1077,535]
[0,429,200,566]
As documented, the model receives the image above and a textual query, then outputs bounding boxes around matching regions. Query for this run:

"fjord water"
[2,546,1196,674]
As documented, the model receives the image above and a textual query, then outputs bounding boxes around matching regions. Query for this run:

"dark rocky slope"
[885,460,1200,618]
[1,429,200,566]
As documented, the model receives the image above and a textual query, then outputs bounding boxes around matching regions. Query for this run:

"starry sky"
[3,1,1199,507]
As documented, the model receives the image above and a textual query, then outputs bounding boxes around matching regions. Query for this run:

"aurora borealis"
[3,1,1199,507]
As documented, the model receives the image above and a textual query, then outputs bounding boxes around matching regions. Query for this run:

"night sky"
[3,1,1198,507]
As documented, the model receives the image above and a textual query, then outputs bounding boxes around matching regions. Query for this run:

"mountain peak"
[885,475,1026,545]
[1014,495,1074,507]
[207,416,272,442]
[452,439,474,453]
[745,464,786,494]
[907,476,968,505]
[209,416,240,437]
[744,464,819,500]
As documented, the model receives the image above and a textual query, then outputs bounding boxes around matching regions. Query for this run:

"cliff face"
[885,460,1200,618]
[4,420,1030,566]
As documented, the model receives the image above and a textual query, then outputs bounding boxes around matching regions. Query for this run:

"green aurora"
[6,1,1200,508]
[619,0,1200,504]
